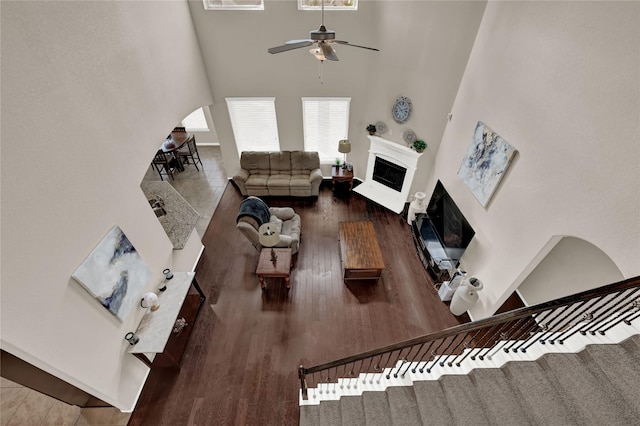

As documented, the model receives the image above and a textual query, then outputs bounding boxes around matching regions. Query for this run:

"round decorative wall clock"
[392,96,412,124]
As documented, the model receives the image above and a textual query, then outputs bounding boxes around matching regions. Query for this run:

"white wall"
[431,1,640,318]
[518,237,624,306]
[362,0,487,197]
[1,1,212,410]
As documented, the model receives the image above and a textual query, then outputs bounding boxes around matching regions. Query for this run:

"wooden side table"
[331,166,354,192]
[256,248,292,290]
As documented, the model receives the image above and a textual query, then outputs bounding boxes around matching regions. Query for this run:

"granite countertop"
[140,181,198,250]
[127,272,195,354]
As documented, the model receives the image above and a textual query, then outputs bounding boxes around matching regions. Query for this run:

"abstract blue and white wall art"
[72,226,151,321]
[458,122,517,207]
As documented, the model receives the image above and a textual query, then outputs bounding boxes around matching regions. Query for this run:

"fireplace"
[373,157,407,192]
[354,136,423,214]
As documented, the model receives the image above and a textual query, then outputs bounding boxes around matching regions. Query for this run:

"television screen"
[426,180,475,261]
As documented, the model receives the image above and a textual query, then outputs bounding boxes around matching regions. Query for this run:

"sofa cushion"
[267,174,291,187]
[269,215,283,233]
[291,151,320,175]
[290,174,311,189]
[240,151,271,175]
[281,215,301,240]
[270,152,292,174]
[246,174,269,188]
[275,235,294,248]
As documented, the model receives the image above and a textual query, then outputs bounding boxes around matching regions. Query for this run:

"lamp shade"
[338,139,351,154]
[258,223,280,247]
[140,292,159,311]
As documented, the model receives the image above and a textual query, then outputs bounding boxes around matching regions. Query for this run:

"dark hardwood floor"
[128,183,468,426]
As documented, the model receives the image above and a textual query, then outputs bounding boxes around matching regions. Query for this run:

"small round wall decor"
[403,130,417,145]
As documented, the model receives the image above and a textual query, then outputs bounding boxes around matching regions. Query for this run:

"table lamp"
[338,139,351,169]
[140,292,160,311]
[258,223,280,266]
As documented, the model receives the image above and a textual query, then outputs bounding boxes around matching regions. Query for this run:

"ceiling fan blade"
[320,42,339,61]
[333,40,379,51]
[268,40,313,54]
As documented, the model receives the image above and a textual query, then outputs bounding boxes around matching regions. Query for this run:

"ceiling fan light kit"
[268,1,378,65]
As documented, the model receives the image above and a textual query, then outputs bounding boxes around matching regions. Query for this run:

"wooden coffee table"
[256,248,292,290]
[338,221,385,282]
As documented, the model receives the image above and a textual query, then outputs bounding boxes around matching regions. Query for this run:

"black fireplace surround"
[372,157,406,192]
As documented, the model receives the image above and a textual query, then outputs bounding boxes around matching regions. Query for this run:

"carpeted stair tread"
[504,360,578,425]
[540,352,637,425]
[470,368,533,425]
[439,375,491,425]
[412,381,454,426]
[340,396,366,426]
[300,404,320,426]
[362,391,392,426]
[581,344,640,415]
[620,334,640,362]
[302,335,640,425]
[319,400,342,426]
[385,386,422,426]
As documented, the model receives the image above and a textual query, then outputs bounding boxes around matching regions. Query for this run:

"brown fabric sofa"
[232,151,322,197]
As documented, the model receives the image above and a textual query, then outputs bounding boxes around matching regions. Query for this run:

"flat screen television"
[417,180,475,266]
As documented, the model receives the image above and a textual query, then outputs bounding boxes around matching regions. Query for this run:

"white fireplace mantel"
[354,136,423,214]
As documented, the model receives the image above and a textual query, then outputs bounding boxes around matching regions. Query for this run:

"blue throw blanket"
[236,197,271,227]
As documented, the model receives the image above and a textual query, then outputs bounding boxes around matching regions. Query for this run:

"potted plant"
[335,157,341,168]
[366,124,377,135]
[413,139,427,153]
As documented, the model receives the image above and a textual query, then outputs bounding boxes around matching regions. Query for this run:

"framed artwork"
[458,121,517,207]
[72,226,151,321]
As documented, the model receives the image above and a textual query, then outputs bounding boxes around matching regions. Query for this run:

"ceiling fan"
[267,1,379,62]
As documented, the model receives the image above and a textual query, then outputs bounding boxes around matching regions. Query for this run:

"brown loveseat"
[232,151,322,197]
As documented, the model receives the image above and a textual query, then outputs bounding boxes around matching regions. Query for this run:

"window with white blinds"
[302,97,351,163]
[226,97,280,155]
[203,0,264,11]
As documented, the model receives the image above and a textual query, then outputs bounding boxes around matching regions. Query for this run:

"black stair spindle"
[582,289,640,334]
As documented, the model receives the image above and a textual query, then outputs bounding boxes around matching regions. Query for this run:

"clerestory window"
[298,0,357,11]
[203,0,264,11]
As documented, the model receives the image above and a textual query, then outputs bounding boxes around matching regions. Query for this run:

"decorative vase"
[413,192,427,209]
[450,277,483,316]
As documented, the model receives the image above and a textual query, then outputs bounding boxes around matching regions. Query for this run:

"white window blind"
[203,0,264,10]
[226,97,280,155]
[302,97,351,163]
[181,107,209,132]
[298,0,358,11]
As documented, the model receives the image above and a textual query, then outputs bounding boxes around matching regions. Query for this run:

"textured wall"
[431,1,640,318]
[1,0,211,410]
